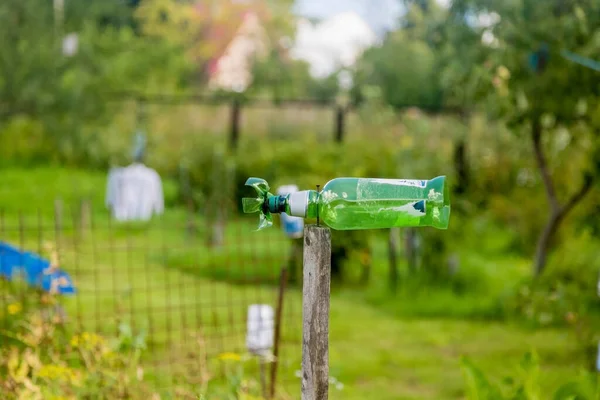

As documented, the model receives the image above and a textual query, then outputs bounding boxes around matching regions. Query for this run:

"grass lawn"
[0,166,588,399]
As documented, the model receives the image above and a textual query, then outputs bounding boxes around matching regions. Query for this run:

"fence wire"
[0,200,303,395]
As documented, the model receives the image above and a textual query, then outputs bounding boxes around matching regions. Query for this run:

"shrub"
[504,229,600,328]
[461,351,599,400]
[0,291,151,399]
[501,230,600,370]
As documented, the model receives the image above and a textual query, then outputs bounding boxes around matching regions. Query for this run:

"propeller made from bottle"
[242,176,450,231]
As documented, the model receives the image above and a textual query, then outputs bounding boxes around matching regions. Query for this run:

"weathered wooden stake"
[302,225,331,400]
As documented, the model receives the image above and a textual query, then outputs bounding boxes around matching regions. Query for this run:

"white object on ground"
[246,304,274,356]
[62,33,78,56]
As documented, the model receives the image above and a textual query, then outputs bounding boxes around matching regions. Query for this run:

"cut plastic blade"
[245,177,270,195]
[258,212,273,231]
[242,197,263,214]
[242,177,274,230]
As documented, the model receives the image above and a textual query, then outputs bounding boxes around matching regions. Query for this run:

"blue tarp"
[0,242,76,295]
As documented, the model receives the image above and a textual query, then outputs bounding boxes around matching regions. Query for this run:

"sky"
[290,0,403,78]
[290,11,378,78]
[292,0,404,37]
[289,0,453,79]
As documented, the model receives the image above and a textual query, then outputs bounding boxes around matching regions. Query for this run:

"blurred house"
[207,11,270,92]
[205,7,377,92]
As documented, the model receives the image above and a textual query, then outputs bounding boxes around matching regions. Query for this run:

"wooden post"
[229,98,241,151]
[334,106,345,143]
[302,225,331,400]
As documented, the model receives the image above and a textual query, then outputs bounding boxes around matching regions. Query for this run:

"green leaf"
[460,356,505,400]
[553,382,586,400]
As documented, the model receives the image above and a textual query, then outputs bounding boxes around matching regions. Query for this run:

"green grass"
[0,166,590,399]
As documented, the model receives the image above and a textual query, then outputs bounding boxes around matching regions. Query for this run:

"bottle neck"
[267,195,288,214]
[286,190,317,218]
[266,190,313,218]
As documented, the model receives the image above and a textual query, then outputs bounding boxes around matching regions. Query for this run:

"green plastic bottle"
[242,176,450,231]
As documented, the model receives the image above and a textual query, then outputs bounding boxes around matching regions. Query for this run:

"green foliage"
[161,223,289,285]
[305,73,341,104]
[0,0,191,167]
[505,230,600,328]
[502,230,600,372]
[251,50,311,100]
[352,0,448,110]
[0,286,273,400]
[459,0,600,127]
[202,353,270,400]
[461,351,599,400]
[0,165,597,399]
[354,31,444,111]
[250,50,340,103]
[0,292,151,399]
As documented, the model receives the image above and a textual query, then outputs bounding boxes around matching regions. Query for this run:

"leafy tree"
[249,49,314,100]
[447,0,600,275]
[352,0,446,111]
[135,0,295,87]
[0,0,190,165]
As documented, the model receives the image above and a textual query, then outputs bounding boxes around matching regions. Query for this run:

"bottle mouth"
[443,177,450,209]
[431,176,451,229]
[267,195,287,214]
[427,176,450,205]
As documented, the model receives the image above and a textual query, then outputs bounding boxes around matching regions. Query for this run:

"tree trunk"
[360,246,372,285]
[531,117,594,276]
[453,138,469,195]
[453,110,470,195]
[533,212,561,276]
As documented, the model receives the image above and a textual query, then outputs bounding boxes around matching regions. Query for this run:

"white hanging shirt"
[105,166,124,210]
[106,163,164,222]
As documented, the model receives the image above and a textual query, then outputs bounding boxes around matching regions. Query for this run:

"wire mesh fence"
[0,199,303,396]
